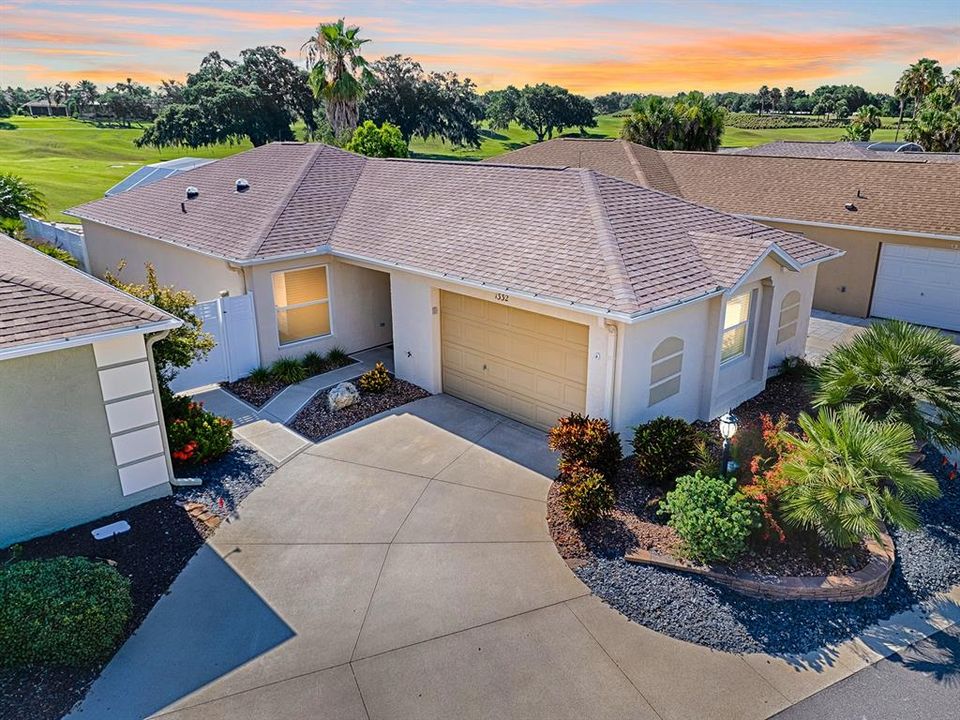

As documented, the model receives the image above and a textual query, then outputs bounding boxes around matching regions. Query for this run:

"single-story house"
[67,142,839,435]
[19,99,69,117]
[0,235,181,547]
[491,138,960,331]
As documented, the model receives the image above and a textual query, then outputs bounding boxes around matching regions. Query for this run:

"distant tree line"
[481,84,596,141]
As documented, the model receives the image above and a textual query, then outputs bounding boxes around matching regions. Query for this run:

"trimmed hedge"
[632,416,702,489]
[0,556,132,667]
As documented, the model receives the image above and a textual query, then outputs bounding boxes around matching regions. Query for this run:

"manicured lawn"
[0,114,902,222]
[0,116,251,222]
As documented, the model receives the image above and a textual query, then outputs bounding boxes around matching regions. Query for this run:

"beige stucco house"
[492,138,960,332]
[0,235,180,546]
[67,142,839,435]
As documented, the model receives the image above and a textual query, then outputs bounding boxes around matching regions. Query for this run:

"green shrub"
[548,413,622,481]
[558,467,616,525]
[0,557,132,667]
[632,416,701,489]
[658,472,759,564]
[247,366,272,385]
[166,399,233,464]
[326,346,351,367]
[301,351,327,376]
[32,243,79,268]
[358,361,391,393]
[270,357,306,384]
[778,355,812,379]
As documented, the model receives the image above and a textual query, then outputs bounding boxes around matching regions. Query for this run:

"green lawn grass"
[0,113,901,222]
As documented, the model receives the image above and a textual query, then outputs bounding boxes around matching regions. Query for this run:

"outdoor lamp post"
[718,412,739,477]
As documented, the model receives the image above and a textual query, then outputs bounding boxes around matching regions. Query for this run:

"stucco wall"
[247,257,393,366]
[81,220,244,302]
[761,220,960,318]
[0,345,170,547]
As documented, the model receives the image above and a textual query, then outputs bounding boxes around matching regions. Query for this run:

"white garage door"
[870,243,960,332]
[440,291,589,430]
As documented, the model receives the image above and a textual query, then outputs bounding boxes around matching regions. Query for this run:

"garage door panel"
[871,243,960,332]
[440,291,589,429]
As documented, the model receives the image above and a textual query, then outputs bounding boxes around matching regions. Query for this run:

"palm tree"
[74,80,99,118]
[894,73,910,141]
[844,104,882,141]
[621,95,679,149]
[673,91,725,151]
[40,86,54,116]
[896,58,945,140]
[301,18,371,138]
[757,85,770,115]
[779,407,940,548]
[0,172,47,219]
[770,87,782,113]
[813,320,960,452]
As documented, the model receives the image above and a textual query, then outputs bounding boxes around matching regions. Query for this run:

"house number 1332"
[494,293,510,302]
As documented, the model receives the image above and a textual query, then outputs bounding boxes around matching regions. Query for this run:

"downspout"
[144,330,182,488]
[603,322,618,422]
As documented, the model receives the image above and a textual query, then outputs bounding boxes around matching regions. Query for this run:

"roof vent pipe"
[236,178,250,193]
[185,186,199,200]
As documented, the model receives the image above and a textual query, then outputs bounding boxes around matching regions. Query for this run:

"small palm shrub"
[779,406,940,548]
[326,346,351,367]
[632,416,701,488]
[548,413,622,481]
[358,362,391,393]
[658,472,760,564]
[0,557,132,667]
[558,467,616,525]
[302,351,327,376]
[166,400,233,464]
[270,357,306,384]
[247,366,272,385]
[813,320,960,451]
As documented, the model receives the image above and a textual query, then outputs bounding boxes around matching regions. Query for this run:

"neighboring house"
[730,140,960,162]
[67,142,839,435]
[105,157,216,197]
[0,235,181,546]
[491,138,960,332]
[19,99,68,117]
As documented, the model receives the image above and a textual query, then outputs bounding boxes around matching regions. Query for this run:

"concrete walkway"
[806,310,960,364]
[69,395,960,720]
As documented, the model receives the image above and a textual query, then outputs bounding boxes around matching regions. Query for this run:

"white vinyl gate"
[169,294,261,392]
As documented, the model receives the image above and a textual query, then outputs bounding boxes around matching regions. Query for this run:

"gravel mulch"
[290,378,430,442]
[0,443,274,720]
[221,357,356,408]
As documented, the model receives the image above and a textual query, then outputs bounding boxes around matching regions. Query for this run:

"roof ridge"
[577,169,637,311]
[247,144,331,259]
[0,270,163,323]
[618,139,651,186]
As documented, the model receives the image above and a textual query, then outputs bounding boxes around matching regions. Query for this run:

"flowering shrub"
[740,414,795,544]
[358,362,392,393]
[548,413,622,481]
[558,467,616,525]
[165,399,233,465]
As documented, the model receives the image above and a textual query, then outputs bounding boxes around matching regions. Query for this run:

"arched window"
[649,337,683,406]
[777,291,802,344]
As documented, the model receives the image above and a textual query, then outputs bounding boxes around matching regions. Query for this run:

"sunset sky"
[1,0,958,95]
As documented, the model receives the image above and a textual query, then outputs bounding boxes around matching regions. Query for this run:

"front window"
[721,291,752,362]
[272,266,331,345]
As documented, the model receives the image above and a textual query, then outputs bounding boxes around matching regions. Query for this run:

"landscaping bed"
[221,350,356,408]
[291,377,431,442]
[0,442,273,720]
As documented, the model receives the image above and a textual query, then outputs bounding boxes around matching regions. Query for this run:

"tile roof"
[0,235,177,352]
[493,138,960,238]
[732,140,960,163]
[68,143,839,318]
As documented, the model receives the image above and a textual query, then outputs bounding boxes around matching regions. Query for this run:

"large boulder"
[328,382,359,412]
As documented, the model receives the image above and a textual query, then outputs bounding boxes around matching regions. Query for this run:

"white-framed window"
[271,265,331,346]
[649,336,683,406]
[777,290,802,344]
[721,291,753,363]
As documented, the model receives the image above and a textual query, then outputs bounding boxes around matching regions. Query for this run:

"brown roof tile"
[0,235,176,351]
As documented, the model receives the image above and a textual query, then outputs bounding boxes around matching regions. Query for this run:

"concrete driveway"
[69,395,928,720]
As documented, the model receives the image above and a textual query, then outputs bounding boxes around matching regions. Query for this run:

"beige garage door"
[440,291,589,429]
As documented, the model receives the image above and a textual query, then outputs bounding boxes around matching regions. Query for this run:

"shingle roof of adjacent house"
[731,140,960,162]
[490,138,960,239]
[68,142,839,317]
[0,235,178,353]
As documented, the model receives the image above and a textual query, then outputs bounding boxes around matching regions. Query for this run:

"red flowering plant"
[164,399,233,466]
[739,413,795,545]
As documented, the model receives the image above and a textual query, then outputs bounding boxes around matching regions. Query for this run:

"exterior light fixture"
[718,412,739,476]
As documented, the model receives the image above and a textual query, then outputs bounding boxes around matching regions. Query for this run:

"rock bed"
[291,378,431,442]
[574,450,960,655]
[0,444,275,720]
[221,357,356,408]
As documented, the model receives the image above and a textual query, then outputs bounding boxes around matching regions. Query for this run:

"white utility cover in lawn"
[870,243,960,332]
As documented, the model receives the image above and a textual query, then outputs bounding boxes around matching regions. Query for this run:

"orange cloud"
[15,47,125,57]
[1,28,214,50]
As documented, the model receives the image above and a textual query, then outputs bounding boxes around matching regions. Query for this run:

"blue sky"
[1,0,957,93]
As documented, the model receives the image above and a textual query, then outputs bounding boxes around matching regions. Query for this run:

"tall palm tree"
[779,406,940,548]
[674,91,725,151]
[894,73,910,141]
[845,104,882,140]
[620,95,679,149]
[910,58,945,117]
[74,80,99,117]
[301,18,371,137]
[813,320,960,451]
[40,86,54,116]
